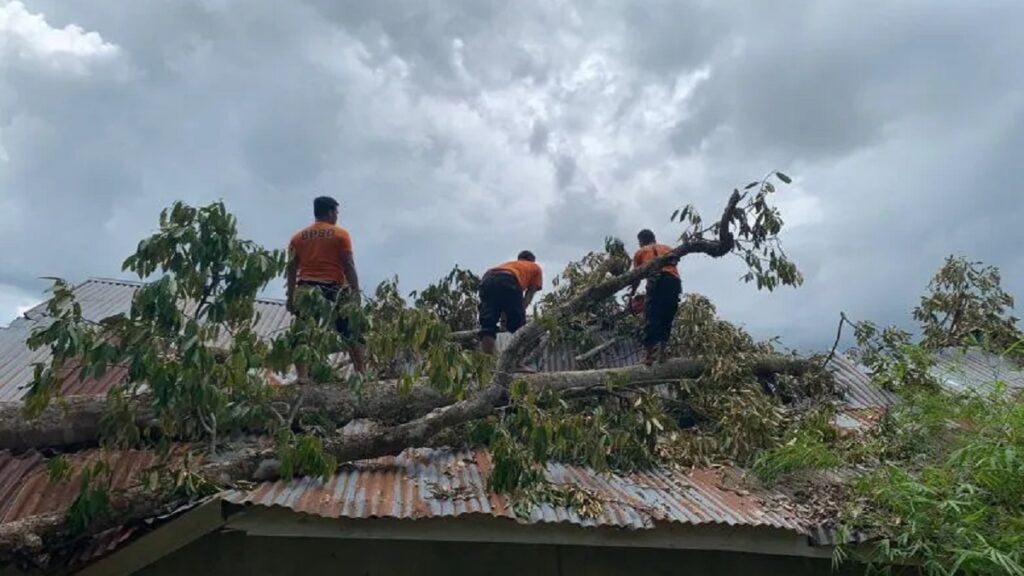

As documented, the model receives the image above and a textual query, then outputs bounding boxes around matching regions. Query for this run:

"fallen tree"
[0,355,809,453]
[1,174,814,569]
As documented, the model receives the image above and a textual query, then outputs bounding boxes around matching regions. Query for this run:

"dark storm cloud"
[1,0,1022,351]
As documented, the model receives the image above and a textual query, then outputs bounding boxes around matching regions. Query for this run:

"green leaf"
[775,171,792,184]
[48,455,72,482]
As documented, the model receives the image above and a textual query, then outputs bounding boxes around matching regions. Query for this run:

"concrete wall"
[137,532,856,576]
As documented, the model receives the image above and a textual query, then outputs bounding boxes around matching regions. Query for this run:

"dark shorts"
[644,274,682,346]
[297,281,362,343]
[478,271,525,338]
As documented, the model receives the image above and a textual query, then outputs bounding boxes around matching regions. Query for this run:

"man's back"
[490,260,543,291]
[289,221,353,285]
[633,244,679,277]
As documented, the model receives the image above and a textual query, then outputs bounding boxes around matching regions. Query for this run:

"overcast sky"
[1,0,1022,351]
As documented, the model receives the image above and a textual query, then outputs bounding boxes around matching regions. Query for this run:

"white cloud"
[0,0,119,75]
[0,283,41,327]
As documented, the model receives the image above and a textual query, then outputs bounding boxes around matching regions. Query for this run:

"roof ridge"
[85,277,147,287]
[82,277,286,305]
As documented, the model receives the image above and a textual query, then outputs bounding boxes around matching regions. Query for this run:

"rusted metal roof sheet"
[0,278,291,402]
[0,450,45,520]
[224,448,807,533]
[0,448,171,524]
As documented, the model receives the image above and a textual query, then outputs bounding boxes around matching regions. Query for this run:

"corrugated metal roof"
[0,450,45,520]
[495,333,643,372]
[224,448,807,533]
[827,354,898,409]
[930,347,1024,395]
[0,448,171,523]
[0,278,291,402]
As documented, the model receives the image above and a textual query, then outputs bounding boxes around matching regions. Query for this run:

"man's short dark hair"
[313,196,339,219]
[517,250,536,262]
[637,229,656,245]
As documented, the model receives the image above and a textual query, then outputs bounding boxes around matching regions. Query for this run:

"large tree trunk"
[0,355,808,453]
[0,381,453,453]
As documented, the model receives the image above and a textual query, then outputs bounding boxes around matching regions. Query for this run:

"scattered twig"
[574,337,624,365]
[823,312,855,368]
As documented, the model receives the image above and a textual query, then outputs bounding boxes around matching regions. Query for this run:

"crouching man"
[477,251,543,355]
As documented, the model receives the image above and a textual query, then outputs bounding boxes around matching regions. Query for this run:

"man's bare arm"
[523,287,539,311]
[340,252,360,298]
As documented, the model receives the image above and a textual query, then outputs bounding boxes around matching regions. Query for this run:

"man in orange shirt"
[286,196,365,375]
[629,229,681,365]
[478,250,543,354]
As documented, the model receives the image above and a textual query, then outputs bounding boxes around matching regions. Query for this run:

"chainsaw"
[623,292,645,315]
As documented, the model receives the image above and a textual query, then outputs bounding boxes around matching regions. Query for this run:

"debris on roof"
[224,447,807,533]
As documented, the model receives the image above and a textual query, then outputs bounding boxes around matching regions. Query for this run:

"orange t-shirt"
[633,244,680,278]
[288,221,353,286]
[490,260,543,291]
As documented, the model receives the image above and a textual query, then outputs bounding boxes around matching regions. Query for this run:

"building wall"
[136,532,855,576]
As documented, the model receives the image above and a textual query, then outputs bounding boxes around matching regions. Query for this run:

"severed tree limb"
[574,337,625,365]
[0,381,453,453]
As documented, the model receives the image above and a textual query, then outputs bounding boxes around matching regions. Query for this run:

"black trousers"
[478,271,526,338]
[644,274,682,346]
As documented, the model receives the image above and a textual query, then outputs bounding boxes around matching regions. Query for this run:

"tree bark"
[0,353,807,455]
[0,381,453,453]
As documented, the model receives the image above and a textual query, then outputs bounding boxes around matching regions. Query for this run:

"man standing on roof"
[478,251,543,355]
[629,229,681,365]
[286,196,366,375]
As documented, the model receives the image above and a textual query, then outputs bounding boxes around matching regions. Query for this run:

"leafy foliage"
[833,260,1024,574]
[538,237,635,349]
[671,172,803,291]
[753,423,842,484]
[411,266,480,332]
[914,255,1021,353]
[24,279,107,417]
[27,203,289,447]
[23,202,346,530]
[65,461,113,535]
[661,295,835,466]
[362,277,491,399]
[276,432,338,481]
[841,380,1024,575]
[851,321,938,394]
[486,377,669,497]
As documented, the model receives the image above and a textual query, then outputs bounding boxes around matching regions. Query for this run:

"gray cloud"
[1,0,1022,352]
